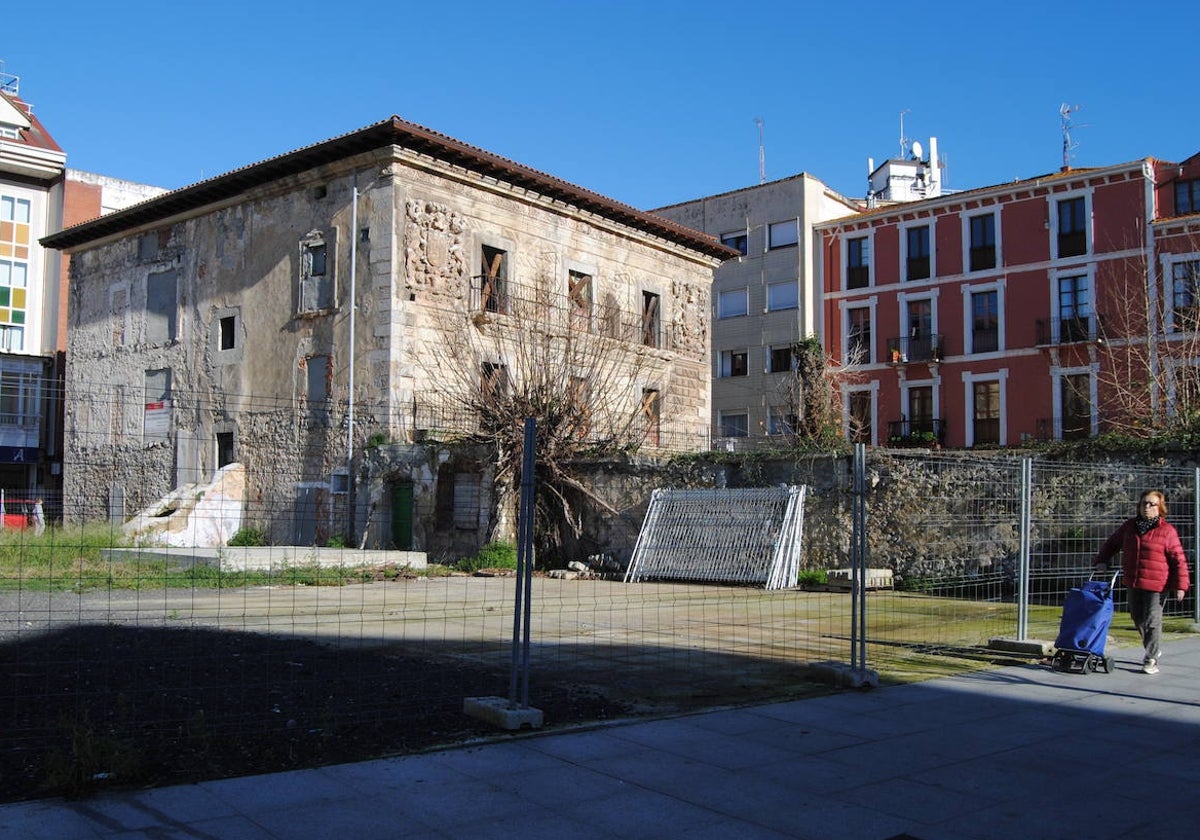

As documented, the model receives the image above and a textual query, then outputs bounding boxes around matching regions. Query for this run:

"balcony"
[1035,314,1103,346]
[887,418,947,447]
[886,334,945,365]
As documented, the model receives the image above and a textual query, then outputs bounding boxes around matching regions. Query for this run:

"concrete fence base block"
[463,696,544,731]
[808,661,879,689]
[987,637,1054,657]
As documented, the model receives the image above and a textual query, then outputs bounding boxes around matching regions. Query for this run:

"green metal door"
[391,481,414,549]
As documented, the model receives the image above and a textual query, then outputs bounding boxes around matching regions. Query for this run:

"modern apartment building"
[0,67,165,508]
[817,153,1200,448]
[654,174,858,445]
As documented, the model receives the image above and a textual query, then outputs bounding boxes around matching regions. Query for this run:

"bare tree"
[1093,225,1200,438]
[415,270,670,562]
[770,336,862,447]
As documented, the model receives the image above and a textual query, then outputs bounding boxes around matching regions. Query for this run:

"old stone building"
[43,117,734,551]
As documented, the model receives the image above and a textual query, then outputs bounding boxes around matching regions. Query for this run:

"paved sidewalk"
[3,638,1199,840]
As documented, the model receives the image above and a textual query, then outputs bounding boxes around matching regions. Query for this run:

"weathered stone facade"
[46,119,733,549]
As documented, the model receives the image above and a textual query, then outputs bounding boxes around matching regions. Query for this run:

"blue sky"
[5,0,1198,210]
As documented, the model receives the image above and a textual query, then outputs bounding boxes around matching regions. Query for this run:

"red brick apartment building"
[817,153,1200,448]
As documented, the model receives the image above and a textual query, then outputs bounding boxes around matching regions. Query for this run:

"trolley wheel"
[1103,655,1114,674]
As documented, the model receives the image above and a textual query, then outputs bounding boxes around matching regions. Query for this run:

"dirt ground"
[0,623,633,804]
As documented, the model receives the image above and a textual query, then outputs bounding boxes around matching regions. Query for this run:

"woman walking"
[1094,490,1190,674]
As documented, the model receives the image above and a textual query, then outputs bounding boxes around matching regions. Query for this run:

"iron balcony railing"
[886,334,945,365]
[1035,314,1104,346]
[887,418,947,447]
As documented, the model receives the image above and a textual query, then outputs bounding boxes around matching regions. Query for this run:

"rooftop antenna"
[0,60,19,96]
[755,117,765,184]
[899,109,911,159]
[1060,103,1082,169]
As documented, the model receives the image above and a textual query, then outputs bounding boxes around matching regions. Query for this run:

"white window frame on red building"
[961,278,1006,355]
[839,296,877,365]
[842,230,874,290]
[962,209,1001,273]
[1051,364,1098,440]
[1050,189,1092,262]
[961,368,1008,448]
[842,382,879,446]
[900,220,935,282]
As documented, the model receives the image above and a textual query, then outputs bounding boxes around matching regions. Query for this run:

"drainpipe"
[347,182,360,545]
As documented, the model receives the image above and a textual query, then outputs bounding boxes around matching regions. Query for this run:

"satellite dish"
[911,140,924,161]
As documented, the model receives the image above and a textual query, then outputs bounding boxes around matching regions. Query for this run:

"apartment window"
[477,244,509,314]
[768,344,795,374]
[720,411,749,438]
[1176,179,1200,215]
[847,306,872,364]
[146,269,178,344]
[972,380,1001,446]
[906,225,931,281]
[568,270,593,330]
[299,232,333,313]
[0,195,31,350]
[143,368,172,442]
[766,280,798,311]
[642,291,661,348]
[847,236,871,289]
[968,213,996,271]
[717,288,748,318]
[1061,373,1091,440]
[0,371,35,427]
[1058,274,1091,342]
[768,406,797,436]
[641,388,661,447]
[971,290,999,353]
[1057,196,1087,258]
[720,349,749,377]
[1171,260,1200,332]
[908,385,935,435]
[768,220,798,250]
[906,298,935,361]
[848,390,872,444]
[721,230,748,255]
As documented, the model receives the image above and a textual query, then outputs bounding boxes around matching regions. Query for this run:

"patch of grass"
[456,541,518,573]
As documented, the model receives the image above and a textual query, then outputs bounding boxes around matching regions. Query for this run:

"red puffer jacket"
[1094,517,1191,593]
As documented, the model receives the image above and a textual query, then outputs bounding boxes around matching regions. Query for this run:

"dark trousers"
[1127,587,1163,661]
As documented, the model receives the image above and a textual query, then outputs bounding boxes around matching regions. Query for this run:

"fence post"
[1194,469,1199,625]
[849,443,872,680]
[1017,457,1032,641]
[509,417,537,709]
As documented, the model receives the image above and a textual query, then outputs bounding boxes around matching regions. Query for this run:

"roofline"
[814,158,1171,229]
[652,171,860,213]
[42,116,738,260]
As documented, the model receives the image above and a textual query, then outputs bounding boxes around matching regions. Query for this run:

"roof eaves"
[43,115,737,260]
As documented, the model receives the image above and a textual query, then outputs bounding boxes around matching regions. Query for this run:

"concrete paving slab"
[2,635,1198,840]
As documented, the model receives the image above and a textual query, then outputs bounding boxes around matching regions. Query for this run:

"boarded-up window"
[569,270,593,330]
[111,286,128,346]
[306,355,330,424]
[453,473,480,530]
[477,245,509,314]
[143,369,171,442]
[299,231,334,313]
[642,291,661,348]
[146,269,177,344]
[642,388,661,447]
